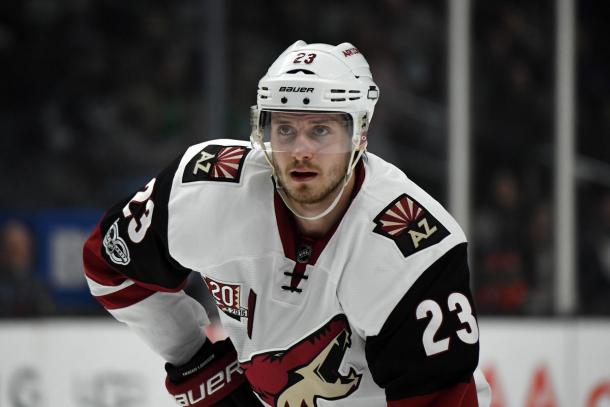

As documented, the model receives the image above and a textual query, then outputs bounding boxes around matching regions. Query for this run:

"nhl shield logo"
[373,193,449,257]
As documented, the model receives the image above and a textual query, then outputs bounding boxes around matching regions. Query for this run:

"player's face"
[270,112,352,206]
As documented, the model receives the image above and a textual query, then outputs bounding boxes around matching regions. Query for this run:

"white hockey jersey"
[84,139,491,407]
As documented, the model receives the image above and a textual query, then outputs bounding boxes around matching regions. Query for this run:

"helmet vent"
[330,88,361,102]
[258,86,269,99]
[286,69,315,74]
[349,90,361,100]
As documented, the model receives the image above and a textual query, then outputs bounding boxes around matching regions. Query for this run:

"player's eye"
[311,125,330,137]
[277,125,295,136]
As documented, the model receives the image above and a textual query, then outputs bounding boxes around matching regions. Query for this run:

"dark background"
[0,0,608,317]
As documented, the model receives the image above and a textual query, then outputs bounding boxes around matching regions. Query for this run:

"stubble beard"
[276,156,350,206]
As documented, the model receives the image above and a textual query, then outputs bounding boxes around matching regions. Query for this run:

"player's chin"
[286,186,319,204]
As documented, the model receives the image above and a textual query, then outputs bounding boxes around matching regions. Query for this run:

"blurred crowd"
[0,0,608,318]
[470,0,610,315]
[0,220,55,317]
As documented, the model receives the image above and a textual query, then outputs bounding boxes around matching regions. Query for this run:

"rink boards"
[0,318,609,407]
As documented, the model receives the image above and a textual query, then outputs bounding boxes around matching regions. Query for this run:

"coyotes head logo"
[241,315,361,407]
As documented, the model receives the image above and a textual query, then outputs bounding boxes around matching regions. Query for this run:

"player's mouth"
[289,169,318,182]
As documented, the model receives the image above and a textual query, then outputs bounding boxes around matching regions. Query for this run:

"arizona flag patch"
[373,193,449,257]
[182,145,250,183]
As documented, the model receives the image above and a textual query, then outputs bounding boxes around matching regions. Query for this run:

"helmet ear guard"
[353,111,369,151]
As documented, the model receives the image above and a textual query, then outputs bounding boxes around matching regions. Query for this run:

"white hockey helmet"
[250,40,380,154]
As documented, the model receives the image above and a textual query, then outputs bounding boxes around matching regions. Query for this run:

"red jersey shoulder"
[182,144,251,184]
[372,193,450,258]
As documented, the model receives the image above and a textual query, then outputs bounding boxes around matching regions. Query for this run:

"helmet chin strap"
[273,147,364,221]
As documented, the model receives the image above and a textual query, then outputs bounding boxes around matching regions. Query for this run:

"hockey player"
[83,40,491,406]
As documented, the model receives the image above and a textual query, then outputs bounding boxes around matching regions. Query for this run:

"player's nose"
[290,133,315,161]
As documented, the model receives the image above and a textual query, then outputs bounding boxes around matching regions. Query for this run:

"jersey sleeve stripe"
[95,283,156,310]
[387,377,478,407]
[123,277,188,293]
[85,276,135,297]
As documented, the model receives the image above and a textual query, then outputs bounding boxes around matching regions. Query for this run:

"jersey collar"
[273,160,366,265]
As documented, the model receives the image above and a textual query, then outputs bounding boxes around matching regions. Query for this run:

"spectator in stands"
[0,219,55,317]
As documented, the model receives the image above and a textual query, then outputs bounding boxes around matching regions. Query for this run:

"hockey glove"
[165,338,261,406]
